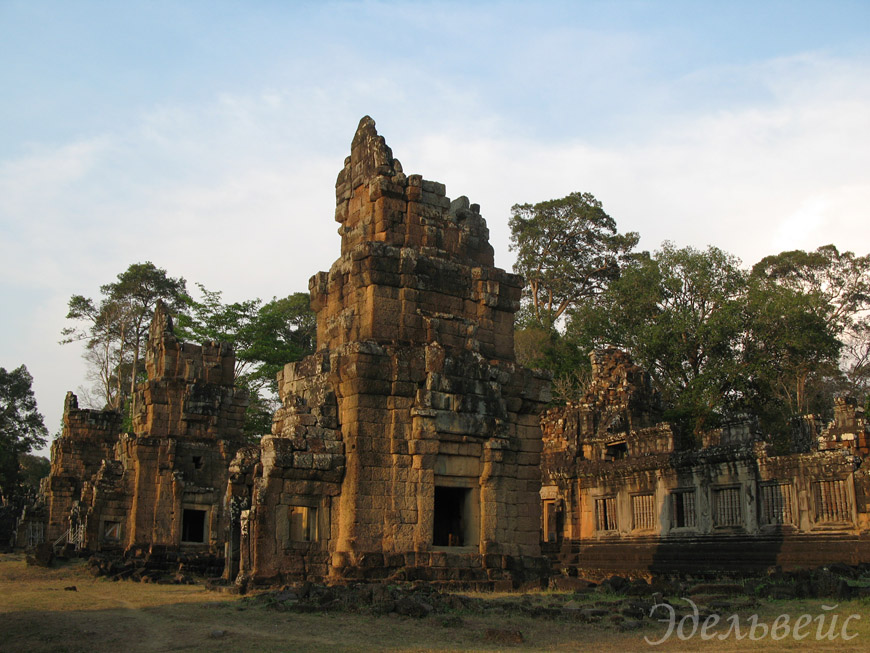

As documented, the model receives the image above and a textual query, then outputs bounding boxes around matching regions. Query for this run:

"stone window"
[289,506,318,542]
[192,455,203,469]
[760,483,794,525]
[433,486,472,546]
[814,479,851,524]
[26,522,44,548]
[102,520,122,542]
[670,490,696,529]
[605,441,628,461]
[181,508,207,543]
[631,494,656,531]
[595,497,617,531]
[713,486,743,527]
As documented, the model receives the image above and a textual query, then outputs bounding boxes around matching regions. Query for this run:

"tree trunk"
[115,321,127,411]
[129,318,142,422]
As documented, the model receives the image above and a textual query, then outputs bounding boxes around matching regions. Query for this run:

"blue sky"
[2,1,869,454]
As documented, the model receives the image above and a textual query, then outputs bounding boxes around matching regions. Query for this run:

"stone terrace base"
[549,533,870,579]
[87,545,225,583]
[248,551,551,589]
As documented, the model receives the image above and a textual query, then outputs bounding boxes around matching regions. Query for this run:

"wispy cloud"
[2,7,868,454]
[403,52,870,267]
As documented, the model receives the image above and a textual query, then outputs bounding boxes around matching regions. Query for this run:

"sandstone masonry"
[540,348,870,577]
[44,303,248,561]
[34,117,870,587]
[227,117,551,586]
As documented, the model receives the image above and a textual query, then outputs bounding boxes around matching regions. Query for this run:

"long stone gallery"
[20,118,870,587]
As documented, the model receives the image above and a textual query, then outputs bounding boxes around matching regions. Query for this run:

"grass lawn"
[1,554,868,652]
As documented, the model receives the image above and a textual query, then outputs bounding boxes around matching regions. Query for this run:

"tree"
[61,262,187,418]
[509,192,639,328]
[174,284,262,381]
[741,280,841,432]
[569,243,748,434]
[751,245,870,401]
[176,287,316,439]
[108,263,188,414]
[17,453,50,492]
[508,192,638,400]
[569,242,845,439]
[0,365,48,502]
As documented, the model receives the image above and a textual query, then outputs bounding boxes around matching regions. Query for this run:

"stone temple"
[38,305,247,575]
[226,116,551,585]
[23,117,870,586]
[540,348,870,577]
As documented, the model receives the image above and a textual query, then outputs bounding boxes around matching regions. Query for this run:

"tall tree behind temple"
[751,245,870,403]
[509,191,639,329]
[61,262,188,419]
[508,191,638,400]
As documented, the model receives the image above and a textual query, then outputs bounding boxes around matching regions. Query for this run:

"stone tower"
[45,301,248,561]
[230,117,551,585]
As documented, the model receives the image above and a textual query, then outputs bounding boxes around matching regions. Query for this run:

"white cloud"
[772,196,829,252]
[4,46,869,457]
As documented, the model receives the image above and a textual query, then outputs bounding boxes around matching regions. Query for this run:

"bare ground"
[1,554,868,652]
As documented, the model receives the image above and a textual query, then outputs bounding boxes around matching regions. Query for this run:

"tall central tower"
[232,117,551,585]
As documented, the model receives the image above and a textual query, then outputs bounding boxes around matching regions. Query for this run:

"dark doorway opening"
[182,508,206,543]
[543,499,564,543]
[433,486,470,546]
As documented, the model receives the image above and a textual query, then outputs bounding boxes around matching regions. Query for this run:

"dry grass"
[1,554,868,652]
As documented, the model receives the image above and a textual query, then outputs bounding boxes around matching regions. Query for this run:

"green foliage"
[0,365,48,501]
[752,245,870,403]
[17,453,50,491]
[176,286,315,440]
[515,324,591,399]
[742,279,842,426]
[244,293,317,387]
[569,243,748,433]
[509,192,638,328]
[216,373,282,442]
[567,242,844,438]
[174,284,261,377]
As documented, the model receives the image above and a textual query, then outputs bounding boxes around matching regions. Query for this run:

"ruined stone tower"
[230,117,551,585]
[46,302,248,560]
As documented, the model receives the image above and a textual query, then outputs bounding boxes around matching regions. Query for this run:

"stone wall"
[46,393,122,542]
[540,348,870,576]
